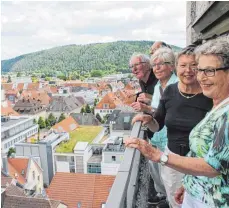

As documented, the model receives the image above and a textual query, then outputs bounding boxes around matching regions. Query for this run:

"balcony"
[106,121,151,208]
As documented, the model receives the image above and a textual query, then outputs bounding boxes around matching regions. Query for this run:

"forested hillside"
[1,41,181,75]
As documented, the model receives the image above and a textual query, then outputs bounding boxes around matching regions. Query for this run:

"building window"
[38,175,40,181]
[77,202,81,208]
[87,164,101,174]
[112,156,116,161]
[32,171,35,180]
[103,103,109,109]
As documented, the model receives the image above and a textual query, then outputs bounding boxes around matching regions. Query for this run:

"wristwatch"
[160,152,169,166]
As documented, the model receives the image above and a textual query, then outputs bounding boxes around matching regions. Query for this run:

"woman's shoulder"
[164,82,178,94]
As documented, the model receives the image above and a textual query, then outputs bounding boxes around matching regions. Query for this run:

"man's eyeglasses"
[129,62,146,69]
[195,67,229,77]
[151,62,171,68]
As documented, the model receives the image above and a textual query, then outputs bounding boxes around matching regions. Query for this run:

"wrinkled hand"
[139,93,152,100]
[137,97,151,105]
[132,114,153,125]
[175,186,185,204]
[125,137,162,162]
[130,101,148,112]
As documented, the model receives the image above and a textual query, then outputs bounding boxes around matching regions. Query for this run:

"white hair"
[129,53,150,65]
[150,48,175,66]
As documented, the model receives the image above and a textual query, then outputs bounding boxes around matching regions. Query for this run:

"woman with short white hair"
[147,48,178,207]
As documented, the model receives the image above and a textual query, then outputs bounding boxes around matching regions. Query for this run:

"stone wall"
[186,1,229,44]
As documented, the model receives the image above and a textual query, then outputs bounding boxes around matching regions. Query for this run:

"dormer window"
[103,103,109,109]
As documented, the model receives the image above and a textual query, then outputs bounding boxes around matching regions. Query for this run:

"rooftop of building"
[46,172,115,208]
[1,116,33,132]
[87,155,103,163]
[39,131,69,144]
[55,126,103,153]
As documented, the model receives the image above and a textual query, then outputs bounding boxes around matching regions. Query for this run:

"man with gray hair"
[129,53,158,113]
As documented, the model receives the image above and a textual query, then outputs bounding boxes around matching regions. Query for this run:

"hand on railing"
[132,114,159,132]
[125,137,162,163]
[137,93,152,105]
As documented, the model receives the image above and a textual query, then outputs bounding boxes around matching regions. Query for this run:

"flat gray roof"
[87,155,102,163]
[1,117,30,132]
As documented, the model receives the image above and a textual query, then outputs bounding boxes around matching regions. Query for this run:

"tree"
[37,127,40,141]
[33,119,37,124]
[96,113,102,123]
[58,113,66,123]
[38,117,46,129]
[85,104,91,113]
[7,147,16,157]
[45,119,50,128]
[45,77,51,81]
[31,76,38,83]
[16,72,21,77]
[7,76,12,83]
[91,70,103,77]
[91,106,95,115]
[93,98,99,107]
[48,113,56,126]
[103,114,110,123]
[80,106,85,113]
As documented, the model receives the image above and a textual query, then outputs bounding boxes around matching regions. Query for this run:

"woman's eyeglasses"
[151,62,171,68]
[195,67,229,77]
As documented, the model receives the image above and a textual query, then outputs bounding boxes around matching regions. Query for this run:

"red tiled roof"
[21,90,51,106]
[3,195,64,208]
[95,92,122,109]
[47,172,115,208]
[49,86,58,93]
[52,116,79,133]
[1,105,20,116]
[2,84,13,91]
[5,89,18,95]
[1,173,13,187]
[4,183,25,196]
[16,83,24,91]
[27,83,40,90]
[7,158,29,185]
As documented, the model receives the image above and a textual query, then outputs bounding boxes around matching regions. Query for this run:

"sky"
[1,1,186,60]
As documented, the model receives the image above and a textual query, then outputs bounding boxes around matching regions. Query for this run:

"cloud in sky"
[1,1,186,60]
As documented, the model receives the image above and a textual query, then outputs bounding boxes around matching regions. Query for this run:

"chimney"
[2,156,9,175]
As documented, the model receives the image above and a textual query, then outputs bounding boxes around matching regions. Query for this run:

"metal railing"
[106,121,150,208]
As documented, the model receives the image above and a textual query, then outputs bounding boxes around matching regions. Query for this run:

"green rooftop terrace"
[55,126,103,153]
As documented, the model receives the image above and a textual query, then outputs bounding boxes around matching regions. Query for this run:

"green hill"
[1,41,182,75]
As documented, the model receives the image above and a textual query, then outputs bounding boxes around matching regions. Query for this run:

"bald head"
[150,41,171,55]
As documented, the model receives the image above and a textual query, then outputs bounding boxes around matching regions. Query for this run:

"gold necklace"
[178,87,199,99]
